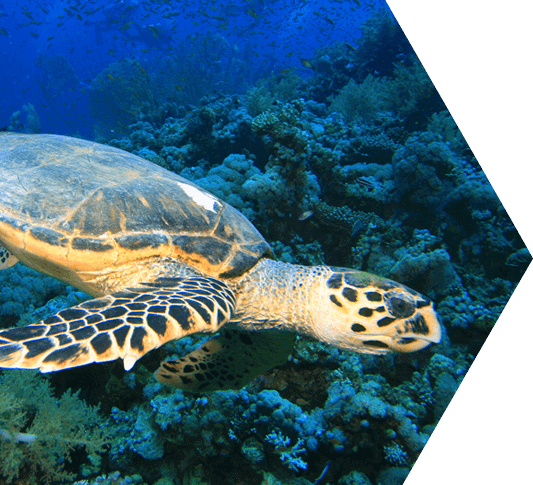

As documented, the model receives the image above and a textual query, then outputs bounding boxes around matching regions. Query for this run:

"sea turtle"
[0,133,441,392]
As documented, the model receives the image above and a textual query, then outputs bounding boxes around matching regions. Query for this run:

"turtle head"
[309,268,441,355]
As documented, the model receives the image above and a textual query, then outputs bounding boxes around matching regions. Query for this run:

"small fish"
[350,220,365,239]
[147,24,160,35]
[346,42,357,52]
[0,27,9,36]
[356,176,376,189]
[107,74,114,81]
[300,58,314,70]
[313,461,331,485]
[298,210,314,221]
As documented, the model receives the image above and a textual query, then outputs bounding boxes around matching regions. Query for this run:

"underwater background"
[0,0,531,484]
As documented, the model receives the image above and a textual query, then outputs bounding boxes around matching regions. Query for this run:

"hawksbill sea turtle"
[0,133,441,392]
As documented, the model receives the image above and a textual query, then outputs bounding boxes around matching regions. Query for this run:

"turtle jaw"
[314,298,441,356]
[388,303,442,352]
[343,302,442,354]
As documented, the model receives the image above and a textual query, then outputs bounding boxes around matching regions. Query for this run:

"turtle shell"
[0,133,271,284]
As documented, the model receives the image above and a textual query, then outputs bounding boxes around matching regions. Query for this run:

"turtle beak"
[387,303,442,353]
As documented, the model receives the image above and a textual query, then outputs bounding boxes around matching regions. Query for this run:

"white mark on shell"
[178,182,221,213]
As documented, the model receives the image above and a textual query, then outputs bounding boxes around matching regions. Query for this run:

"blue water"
[0,1,531,485]
[1,0,375,137]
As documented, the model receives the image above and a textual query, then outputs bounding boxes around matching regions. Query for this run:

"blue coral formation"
[0,1,530,485]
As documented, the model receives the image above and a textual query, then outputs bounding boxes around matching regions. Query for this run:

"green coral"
[247,101,320,225]
[329,75,388,123]
[246,85,277,117]
[0,371,111,484]
[251,110,281,134]
[315,202,358,228]
[246,74,302,117]
[241,437,265,465]
[328,59,443,130]
[270,236,325,266]
[144,154,171,171]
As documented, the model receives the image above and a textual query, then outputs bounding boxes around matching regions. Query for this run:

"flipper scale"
[154,330,297,392]
[0,277,235,373]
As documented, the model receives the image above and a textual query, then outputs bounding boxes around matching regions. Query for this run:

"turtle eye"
[385,295,415,319]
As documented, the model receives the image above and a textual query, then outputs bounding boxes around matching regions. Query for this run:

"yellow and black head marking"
[319,270,441,355]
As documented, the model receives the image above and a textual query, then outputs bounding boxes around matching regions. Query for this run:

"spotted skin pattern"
[155,330,296,392]
[325,271,439,354]
[0,277,235,373]
[0,247,18,270]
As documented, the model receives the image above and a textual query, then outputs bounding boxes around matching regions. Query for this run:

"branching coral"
[265,431,307,471]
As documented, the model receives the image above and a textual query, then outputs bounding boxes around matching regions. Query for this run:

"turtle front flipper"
[0,277,235,373]
[155,330,297,392]
[0,246,18,271]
